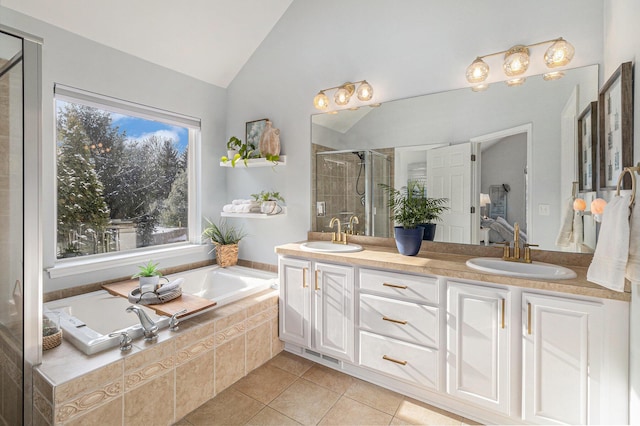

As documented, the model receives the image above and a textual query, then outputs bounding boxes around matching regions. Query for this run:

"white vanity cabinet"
[446,280,511,415]
[279,257,355,362]
[358,268,440,391]
[522,293,608,425]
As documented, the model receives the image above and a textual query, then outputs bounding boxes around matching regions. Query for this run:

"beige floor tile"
[184,388,264,425]
[246,406,301,425]
[302,364,354,394]
[232,364,297,404]
[392,398,463,426]
[268,351,313,376]
[343,378,403,416]
[319,396,393,425]
[269,378,340,425]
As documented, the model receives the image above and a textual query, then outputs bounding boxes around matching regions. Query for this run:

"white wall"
[226,0,604,264]
[1,7,228,291]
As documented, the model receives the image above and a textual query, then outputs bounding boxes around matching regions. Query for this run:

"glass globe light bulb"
[591,198,607,215]
[573,198,586,212]
[356,81,373,101]
[313,91,329,110]
[545,38,575,68]
[465,58,489,83]
[334,87,351,106]
[503,46,530,77]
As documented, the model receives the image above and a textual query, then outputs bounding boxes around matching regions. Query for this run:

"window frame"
[48,85,203,278]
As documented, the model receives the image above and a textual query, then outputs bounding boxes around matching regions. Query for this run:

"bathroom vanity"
[276,241,630,425]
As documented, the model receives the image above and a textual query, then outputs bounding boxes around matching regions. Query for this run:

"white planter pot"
[261,201,281,215]
[139,276,160,294]
[227,149,239,158]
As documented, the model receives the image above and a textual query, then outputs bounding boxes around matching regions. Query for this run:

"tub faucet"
[126,305,158,341]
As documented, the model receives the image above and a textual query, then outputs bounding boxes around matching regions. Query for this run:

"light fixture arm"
[317,80,368,93]
[475,37,566,60]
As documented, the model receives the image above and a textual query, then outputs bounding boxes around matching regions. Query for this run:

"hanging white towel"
[587,195,630,292]
[555,197,574,247]
[626,199,640,283]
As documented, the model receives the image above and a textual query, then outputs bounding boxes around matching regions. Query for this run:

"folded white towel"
[555,197,574,247]
[587,195,630,292]
[222,204,234,212]
[241,199,252,204]
[232,199,243,205]
[626,199,640,283]
[157,278,184,295]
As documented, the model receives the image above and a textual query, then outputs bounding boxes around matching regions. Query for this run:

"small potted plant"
[226,136,242,158]
[418,197,449,241]
[381,181,447,255]
[251,190,285,215]
[132,260,163,293]
[202,218,247,267]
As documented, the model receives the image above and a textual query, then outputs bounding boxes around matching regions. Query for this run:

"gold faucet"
[347,215,359,235]
[329,217,347,244]
[501,222,538,263]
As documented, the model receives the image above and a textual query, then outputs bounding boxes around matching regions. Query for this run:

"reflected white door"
[426,143,476,243]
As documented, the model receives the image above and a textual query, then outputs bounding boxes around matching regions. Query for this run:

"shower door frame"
[0,24,43,425]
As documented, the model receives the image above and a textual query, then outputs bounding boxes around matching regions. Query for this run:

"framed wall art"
[599,61,633,189]
[577,101,597,191]
[246,118,269,149]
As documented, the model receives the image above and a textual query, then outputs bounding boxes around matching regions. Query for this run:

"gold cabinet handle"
[527,302,532,335]
[382,316,408,325]
[501,299,506,329]
[315,270,320,291]
[302,268,308,288]
[383,355,407,365]
[383,282,408,290]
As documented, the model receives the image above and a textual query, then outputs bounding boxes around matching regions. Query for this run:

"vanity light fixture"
[313,80,374,111]
[465,37,575,90]
[573,197,607,222]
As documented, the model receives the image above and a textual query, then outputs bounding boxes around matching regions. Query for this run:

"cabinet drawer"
[359,331,438,390]
[360,294,438,348]
[359,268,438,303]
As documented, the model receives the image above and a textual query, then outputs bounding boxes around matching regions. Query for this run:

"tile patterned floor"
[176,351,481,426]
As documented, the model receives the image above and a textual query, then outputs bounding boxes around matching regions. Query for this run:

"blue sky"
[111,115,188,153]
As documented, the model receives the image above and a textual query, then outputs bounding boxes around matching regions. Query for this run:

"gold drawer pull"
[501,299,506,329]
[383,355,407,365]
[382,316,408,325]
[302,268,308,288]
[315,270,320,291]
[383,282,408,290]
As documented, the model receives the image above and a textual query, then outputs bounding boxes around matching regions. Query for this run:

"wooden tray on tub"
[102,279,216,318]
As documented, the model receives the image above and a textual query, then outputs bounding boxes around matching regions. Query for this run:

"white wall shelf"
[219,155,287,168]
[221,207,287,219]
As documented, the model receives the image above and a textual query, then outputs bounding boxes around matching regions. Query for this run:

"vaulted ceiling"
[2,0,293,87]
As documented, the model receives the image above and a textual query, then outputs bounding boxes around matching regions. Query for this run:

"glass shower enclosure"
[315,149,391,237]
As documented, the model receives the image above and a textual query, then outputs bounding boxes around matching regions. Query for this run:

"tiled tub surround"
[33,288,283,425]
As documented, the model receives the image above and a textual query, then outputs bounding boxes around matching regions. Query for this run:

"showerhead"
[354,151,365,161]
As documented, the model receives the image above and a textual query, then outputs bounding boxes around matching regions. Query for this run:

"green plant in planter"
[202,218,247,245]
[381,181,448,228]
[251,190,285,203]
[131,260,163,278]
[226,136,242,151]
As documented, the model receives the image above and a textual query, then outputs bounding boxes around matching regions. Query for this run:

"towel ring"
[616,164,639,207]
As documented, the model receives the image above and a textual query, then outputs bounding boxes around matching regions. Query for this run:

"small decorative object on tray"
[128,278,184,305]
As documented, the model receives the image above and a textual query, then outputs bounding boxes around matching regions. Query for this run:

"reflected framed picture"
[577,101,597,191]
[246,118,269,150]
[599,61,633,189]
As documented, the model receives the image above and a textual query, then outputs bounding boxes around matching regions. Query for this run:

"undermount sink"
[300,241,363,253]
[466,257,577,280]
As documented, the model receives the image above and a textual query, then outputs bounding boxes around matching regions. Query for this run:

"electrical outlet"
[316,201,326,217]
[538,204,550,216]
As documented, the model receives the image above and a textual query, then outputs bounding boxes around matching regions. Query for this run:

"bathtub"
[172,265,278,307]
[44,265,278,355]
[44,291,171,355]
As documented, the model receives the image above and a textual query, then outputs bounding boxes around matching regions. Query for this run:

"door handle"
[315,270,320,291]
[302,268,308,288]
[501,298,506,329]
[527,302,532,335]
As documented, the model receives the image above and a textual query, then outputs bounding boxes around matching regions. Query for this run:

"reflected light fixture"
[313,80,374,111]
[466,37,575,90]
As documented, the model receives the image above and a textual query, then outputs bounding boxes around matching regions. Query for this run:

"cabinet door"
[523,293,602,425]
[314,262,355,362]
[447,281,510,415]
[279,258,311,348]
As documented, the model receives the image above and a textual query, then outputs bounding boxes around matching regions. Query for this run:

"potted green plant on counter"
[251,190,285,215]
[418,196,449,241]
[202,218,247,267]
[381,181,447,255]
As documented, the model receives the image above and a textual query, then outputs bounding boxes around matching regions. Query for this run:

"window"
[54,85,200,260]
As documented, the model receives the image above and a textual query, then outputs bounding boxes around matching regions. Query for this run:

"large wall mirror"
[311,65,599,253]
